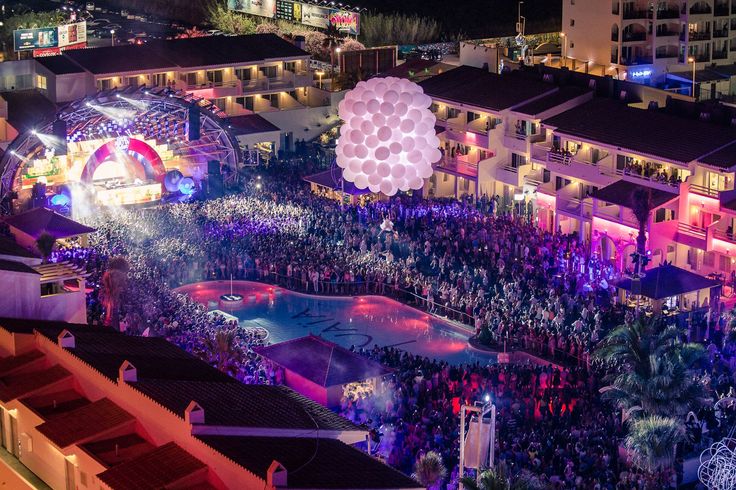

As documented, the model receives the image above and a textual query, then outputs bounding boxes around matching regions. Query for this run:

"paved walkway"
[0,448,50,490]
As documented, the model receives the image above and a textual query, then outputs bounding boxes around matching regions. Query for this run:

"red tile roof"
[97,442,208,490]
[0,365,71,402]
[36,398,135,448]
[0,350,44,377]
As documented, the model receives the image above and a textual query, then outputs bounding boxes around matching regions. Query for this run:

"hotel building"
[562,0,736,96]
[420,65,736,280]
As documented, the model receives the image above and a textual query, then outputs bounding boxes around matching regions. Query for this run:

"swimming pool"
[176,281,496,365]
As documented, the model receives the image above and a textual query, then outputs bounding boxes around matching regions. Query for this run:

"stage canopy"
[616,263,721,300]
[4,207,95,241]
[255,335,392,388]
[0,85,242,212]
[303,170,372,196]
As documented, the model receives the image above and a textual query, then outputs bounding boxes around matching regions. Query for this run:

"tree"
[624,415,684,483]
[359,13,441,47]
[0,11,66,50]
[460,464,546,490]
[595,318,708,419]
[101,256,130,331]
[255,22,281,35]
[36,232,56,263]
[207,4,257,35]
[304,31,328,59]
[175,27,209,39]
[341,39,365,52]
[204,329,242,376]
[630,188,653,272]
[412,451,447,488]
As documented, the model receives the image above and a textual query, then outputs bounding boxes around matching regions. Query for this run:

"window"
[260,65,278,79]
[704,251,716,267]
[720,255,732,272]
[235,67,252,81]
[284,61,296,73]
[35,75,47,90]
[570,42,575,48]
[511,153,527,168]
[184,72,197,87]
[570,19,575,26]
[206,70,224,85]
[152,73,168,87]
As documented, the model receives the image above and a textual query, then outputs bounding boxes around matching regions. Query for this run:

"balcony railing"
[656,50,679,58]
[616,167,682,188]
[185,79,240,90]
[714,28,729,38]
[656,8,680,18]
[713,49,729,59]
[620,56,654,65]
[690,6,713,15]
[623,9,650,19]
[655,29,679,37]
[678,222,707,239]
[689,183,720,198]
[712,228,736,243]
[688,31,712,41]
[622,32,648,42]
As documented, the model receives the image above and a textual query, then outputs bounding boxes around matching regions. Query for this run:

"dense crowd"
[49,161,730,488]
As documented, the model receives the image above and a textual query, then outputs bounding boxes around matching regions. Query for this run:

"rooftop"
[543,98,736,164]
[80,433,156,468]
[0,236,39,259]
[4,207,96,241]
[35,55,85,75]
[20,389,90,420]
[0,364,71,402]
[591,180,679,209]
[617,264,721,299]
[0,350,44,377]
[255,335,393,387]
[97,442,208,490]
[42,34,308,76]
[1,90,58,133]
[0,259,40,275]
[198,436,422,489]
[700,140,736,169]
[132,379,362,432]
[227,114,281,136]
[0,317,94,335]
[419,65,557,112]
[36,397,135,448]
[512,86,592,117]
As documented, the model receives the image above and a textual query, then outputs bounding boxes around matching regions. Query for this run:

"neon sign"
[630,69,652,78]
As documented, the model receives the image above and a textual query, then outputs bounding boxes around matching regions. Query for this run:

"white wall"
[563,0,615,68]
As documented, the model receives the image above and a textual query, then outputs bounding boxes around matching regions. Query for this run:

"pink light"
[711,238,734,255]
[593,216,640,242]
[535,192,556,208]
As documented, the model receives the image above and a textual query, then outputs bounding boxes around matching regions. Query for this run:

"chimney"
[267,461,287,487]
[118,360,137,383]
[58,330,75,349]
[185,401,205,425]
[294,35,305,51]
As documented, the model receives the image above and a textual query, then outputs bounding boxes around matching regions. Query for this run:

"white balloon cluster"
[335,77,441,196]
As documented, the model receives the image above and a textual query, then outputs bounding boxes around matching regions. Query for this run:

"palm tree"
[630,188,653,273]
[203,329,242,376]
[595,318,708,419]
[625,415,684,483]
[460,465,545,490]
[412,451,447,489]
[36,232,56,263]
[101,256,130,330]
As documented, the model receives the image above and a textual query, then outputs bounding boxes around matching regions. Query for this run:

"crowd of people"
[48,160,732,488]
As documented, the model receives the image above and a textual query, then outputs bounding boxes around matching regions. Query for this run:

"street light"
[688,56,697,100]
[110,29,115,47]
[560,32,567,68]
[335,47,342,74]
[315,70,325,90]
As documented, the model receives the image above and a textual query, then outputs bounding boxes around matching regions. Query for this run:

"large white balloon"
[336,77,439,196]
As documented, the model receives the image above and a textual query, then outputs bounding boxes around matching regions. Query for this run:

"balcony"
[714,29,729,38]
[435,154,480,179]
[443,125,490,149]
[715,3,730,16]
[502,130,544,153]
[713,49,729,59]
[689,183,721,198]
[688,31,712,41]
[496,163,532,188]
[620,55,654,65]
[655,28,679,37]
[623,9,650,19]
[622,32,648,42]
[655,8,680,18]
[557,196,593,219]
[594,204,640,228]
[181,79,242,98]
[677,222,708,249]
[530,144,617,186]
[690,5,713,15]
[611,167,682,191]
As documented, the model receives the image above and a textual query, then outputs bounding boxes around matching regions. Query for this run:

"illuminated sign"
[630,69,653,78]
[229,0,359,34]
[14,22,87,52]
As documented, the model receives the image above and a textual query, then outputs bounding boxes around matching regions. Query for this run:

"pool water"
[176,281,496,365]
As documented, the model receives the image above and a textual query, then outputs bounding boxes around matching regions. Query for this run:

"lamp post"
[560,32,567,68]
[316,70,324,90]
[110,29,115,47]
[335,47,342,74]
[688,56,697,100]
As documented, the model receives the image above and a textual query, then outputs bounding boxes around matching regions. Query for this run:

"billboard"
[228,0,276,19]
[229,0,359,34]
[14,22,87,52]
[328,10,359,35]
[14,27,57,52]
[58,22,87,48]
[301,4,331,29]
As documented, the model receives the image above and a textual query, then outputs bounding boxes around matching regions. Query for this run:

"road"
[11,0,196,48]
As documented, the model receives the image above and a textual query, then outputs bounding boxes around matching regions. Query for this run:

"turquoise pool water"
[176,281,496,365]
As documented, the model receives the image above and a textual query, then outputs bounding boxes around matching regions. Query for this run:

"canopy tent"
[303,170,374,205]
[255,334,393,407]
[616,263,721,314]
